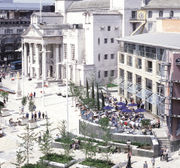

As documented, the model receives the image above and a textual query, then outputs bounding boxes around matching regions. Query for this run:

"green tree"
[101,91,105,109]
[39,118,52,156]
[21,96,27,107]
[80,121,97,159]
[12,149,26,168]
[91,82,95,99]
[96,83,100,110]
[0,101,4,115]
[0,91,8,103]
[57,120,73,157]
[18,125,37,164]
[86,79,89,98]
[28,100,35,113]
[99,117,111,162]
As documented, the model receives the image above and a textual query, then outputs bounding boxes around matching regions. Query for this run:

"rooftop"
[144,0,180,9]
[67,0,110,12]
[32,12,62,17]
[0,3,39,10]
[117,32,180,50]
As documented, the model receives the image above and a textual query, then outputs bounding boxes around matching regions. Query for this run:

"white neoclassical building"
[22,0,144,86]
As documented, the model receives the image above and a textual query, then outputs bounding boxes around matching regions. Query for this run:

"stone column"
[23,43,28,77]
[29,43,33,78]
[42,44,47,80]
[55,44,60,80]
[35,44,40,79]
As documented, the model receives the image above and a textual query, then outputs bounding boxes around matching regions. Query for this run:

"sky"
[14,0,54,3]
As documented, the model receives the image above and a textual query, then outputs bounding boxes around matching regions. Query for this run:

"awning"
[0,86,16,94]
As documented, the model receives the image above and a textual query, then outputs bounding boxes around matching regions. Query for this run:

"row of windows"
[119,69,164,95]
[98,38,114,45]
[0,21,30,25]
[119,54,162,75]
[148,10,174,18]
[98,53,114,61]
[63,43,75,60]
[100,26,119,31]
[98,70,115,78]
[4,28,24,34]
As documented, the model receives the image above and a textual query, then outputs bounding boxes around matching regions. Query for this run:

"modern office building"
[117,32,180,141]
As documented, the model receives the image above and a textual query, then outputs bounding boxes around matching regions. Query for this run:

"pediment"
[22,25,43,38]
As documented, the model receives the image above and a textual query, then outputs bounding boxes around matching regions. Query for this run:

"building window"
[147,61,152,72]
[146,78,152,90]
[148,23,153,31]
[110,70,115,77]
[17,29,23,34]
[107,26,111,31]
[148,11,152,18]
[98,54,100,61]
[4,29,13,34]
[136,58,142,69]
[63,43,67,59]
[136,75,142,86]
[127,56,132,66]
[98,38,100,45]
[71,44,75,60]
[98,71,101,78]
[132,23,137,31]
[100,26,105,30]
[104,71,108,77]
[111,54,114,59]
[157,83,164,96]
[119,68,124,79]
[120,54,124,63]
[131,11,137,19]
[104,54,108,60]
[170,11,174,18]
[111,38,114,43]
[127,71,132,82]
[104,38,108,44]
[159,11,163,17]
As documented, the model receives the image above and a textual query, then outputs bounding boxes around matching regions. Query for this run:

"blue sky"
[14,0,54,3]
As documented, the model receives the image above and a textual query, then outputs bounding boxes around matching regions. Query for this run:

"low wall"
[79,119,159,157]
[79,119,154,144]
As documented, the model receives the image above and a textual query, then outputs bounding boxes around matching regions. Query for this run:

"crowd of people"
[79,95,160,135]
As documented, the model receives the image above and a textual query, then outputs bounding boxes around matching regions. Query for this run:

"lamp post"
[57,59,69,132]
[15,47,24,97]
[39,49,51,112]
[126,140,132,168]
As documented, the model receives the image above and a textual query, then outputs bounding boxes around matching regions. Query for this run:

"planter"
[43,159,76,168]
[42,153,76,168]
[76,158,114,168]
[29,122,38,129]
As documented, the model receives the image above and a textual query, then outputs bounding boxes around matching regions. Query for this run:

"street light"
[57,59,69,132]
[126,140,132,168]
[39,49,51,113]
[15,48,24,97]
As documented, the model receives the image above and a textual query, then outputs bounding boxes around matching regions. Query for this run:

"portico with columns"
[22,26,63,81]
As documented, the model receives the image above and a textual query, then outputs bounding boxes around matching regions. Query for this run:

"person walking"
[143,161,148,168]
[34,92,36,98]
[42,112,45,119]
[160,147,164,161]
[38,111,41,119]
[151,157,155,168]
[34,112,37,121]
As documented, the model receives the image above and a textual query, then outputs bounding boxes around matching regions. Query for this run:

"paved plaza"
[0,75,180,168]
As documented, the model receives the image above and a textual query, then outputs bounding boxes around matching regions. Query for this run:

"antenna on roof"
[40,0,42,23]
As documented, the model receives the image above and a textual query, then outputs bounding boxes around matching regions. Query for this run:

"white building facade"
[22,0,144,86]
